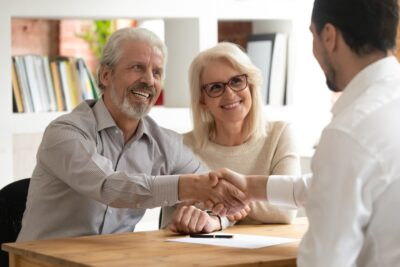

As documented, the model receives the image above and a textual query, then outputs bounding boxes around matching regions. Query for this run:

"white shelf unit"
[0,0,328,188]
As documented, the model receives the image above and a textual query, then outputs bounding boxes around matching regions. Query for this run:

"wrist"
[207,212,222,231]
[247,175,268,200]
[178,174,200,201]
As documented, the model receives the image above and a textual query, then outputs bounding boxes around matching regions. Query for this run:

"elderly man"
[213,0,400,266]
[17,28,246,241]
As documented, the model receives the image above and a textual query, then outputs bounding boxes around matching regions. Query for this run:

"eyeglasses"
[202,74,248,98]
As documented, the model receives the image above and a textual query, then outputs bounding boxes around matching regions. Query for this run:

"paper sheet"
[167,234,299,249]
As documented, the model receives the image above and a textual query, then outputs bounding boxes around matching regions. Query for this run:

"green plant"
[78,20,114,59]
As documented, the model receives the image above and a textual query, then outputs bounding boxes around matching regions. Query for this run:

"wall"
[12,19,59,56]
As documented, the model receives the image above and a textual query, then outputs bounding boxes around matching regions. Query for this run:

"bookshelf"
[1,0,323,188]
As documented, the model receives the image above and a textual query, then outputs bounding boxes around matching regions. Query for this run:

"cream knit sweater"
[183,121,301,224]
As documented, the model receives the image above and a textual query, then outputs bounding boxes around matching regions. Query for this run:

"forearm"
[178,173,207,201]
[246,175,268,201]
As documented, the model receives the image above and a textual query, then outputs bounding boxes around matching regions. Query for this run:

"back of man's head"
[312,0,399,55]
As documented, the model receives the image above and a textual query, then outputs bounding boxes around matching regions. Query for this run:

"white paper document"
[167,234,299,249]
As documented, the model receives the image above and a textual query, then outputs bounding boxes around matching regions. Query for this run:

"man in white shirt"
[213,0,400,266]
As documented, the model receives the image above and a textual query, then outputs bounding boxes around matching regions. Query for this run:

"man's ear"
[321,23,338,52]
[99,66,112,88]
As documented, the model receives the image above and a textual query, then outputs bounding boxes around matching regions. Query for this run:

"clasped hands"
[175,168,263,233]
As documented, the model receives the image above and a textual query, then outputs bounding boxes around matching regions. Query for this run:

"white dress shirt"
[268,56,400,266]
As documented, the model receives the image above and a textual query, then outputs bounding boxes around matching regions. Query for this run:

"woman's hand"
[227,205,251,222]
[168,204,221,234]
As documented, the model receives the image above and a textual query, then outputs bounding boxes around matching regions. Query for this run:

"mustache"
[128,82,156,96]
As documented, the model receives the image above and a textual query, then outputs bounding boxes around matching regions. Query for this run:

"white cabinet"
[1,0,325,188]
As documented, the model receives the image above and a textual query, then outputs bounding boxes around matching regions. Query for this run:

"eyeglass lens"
[203,74,247,97]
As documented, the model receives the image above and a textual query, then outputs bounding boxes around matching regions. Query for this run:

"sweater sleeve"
[240,122,301,224]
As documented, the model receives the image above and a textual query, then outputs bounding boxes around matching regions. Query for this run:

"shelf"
[11,112,67,134]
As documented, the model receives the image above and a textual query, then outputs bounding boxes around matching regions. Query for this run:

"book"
[32,55,51,112]
[247,35,274,104]
[79,59,99,100]
[64,58,81,108]
[23,55,44,112]
[11,58,24,113]
[247,33,288,106]
[50,59,66,111]
[268,33,288,106]
[12,55,97,112]
[42,56,57,111]
[57,58,73,110]
[76,58,95,100]
[13,56,34,113]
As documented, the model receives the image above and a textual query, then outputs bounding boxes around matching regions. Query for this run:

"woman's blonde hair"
[189,42,266,149]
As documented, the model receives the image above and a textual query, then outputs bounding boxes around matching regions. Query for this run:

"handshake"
[179,168,268,217]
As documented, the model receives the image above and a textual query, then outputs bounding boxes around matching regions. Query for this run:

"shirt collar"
[92,97,151,140]
[92,98,117,131]
[331,56,400,116]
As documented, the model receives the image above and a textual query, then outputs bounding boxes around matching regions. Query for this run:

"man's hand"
[206,168,268,215]
[210,168,248,191]
[178,172,249,216]
[204,168,249,215]
[168,204,220,234]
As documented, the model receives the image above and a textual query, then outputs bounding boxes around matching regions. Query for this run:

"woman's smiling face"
[200,58,252,127]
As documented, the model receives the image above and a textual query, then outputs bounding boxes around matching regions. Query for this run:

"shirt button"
[108,209,113,214]
[163,200,169,206]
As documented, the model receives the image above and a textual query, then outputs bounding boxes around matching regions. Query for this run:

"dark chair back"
[0,178,30,267]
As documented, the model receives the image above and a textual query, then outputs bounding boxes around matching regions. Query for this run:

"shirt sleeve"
[297,129,377,267]
[267,174,311,209]
[37,122,179,209]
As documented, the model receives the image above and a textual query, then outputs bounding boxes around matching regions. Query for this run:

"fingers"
[168,223,177,232]
[211,203,225,215]
[244,204,251,214]
[217,168,247,191]
[195,170,249,216]
[170,205,210,234]
[208,171,221,187]
[214,180,249,215]
[195,211,210,232]
[205,200,214,210]
[226,204,251,221]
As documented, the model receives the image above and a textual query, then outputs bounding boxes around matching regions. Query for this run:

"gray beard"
[110,84,151,119]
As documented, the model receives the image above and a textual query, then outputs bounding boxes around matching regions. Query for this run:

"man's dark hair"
[312,0,399,55]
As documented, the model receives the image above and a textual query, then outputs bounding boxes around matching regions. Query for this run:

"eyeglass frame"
[201,74,248,98]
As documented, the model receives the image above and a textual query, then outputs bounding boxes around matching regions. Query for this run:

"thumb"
[168,224,177,233]
[209,172,221,187]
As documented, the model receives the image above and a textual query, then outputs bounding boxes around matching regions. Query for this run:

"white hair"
[97,27,168,91]
[189,42,266,149]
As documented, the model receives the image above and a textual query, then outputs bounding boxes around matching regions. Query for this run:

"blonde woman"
[162,42,300,233]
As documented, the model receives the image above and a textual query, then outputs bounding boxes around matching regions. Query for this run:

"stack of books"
[12,55,99,113]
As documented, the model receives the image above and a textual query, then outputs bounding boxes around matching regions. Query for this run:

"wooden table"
[2,217,307,267]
